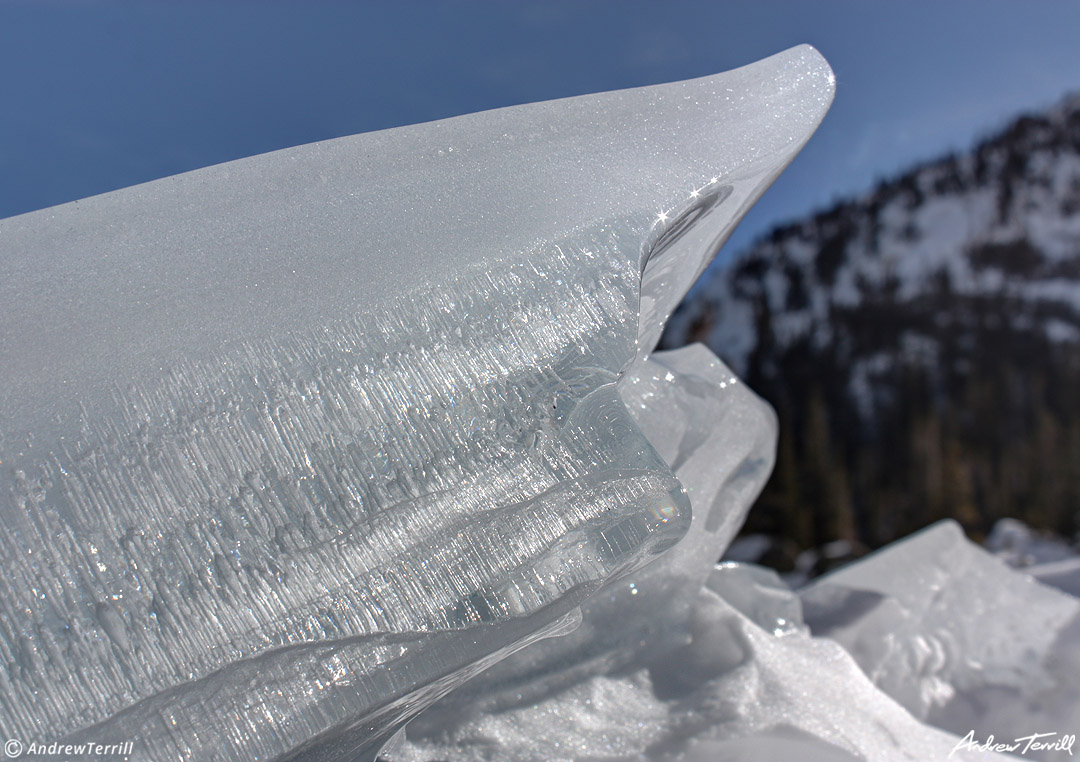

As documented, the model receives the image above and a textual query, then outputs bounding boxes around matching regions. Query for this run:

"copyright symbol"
[3,739,22,758]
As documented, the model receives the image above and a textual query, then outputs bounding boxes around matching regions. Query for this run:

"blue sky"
[3,1,1080,260]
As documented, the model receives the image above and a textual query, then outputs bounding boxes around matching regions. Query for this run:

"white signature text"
[950,730,1075,757]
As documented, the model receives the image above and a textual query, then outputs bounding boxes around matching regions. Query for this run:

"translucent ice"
[0,47,834,760]
[801,520,1080,759]
[392,344,780,743]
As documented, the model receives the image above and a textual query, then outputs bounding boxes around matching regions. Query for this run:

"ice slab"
[801,520,1080,760]
[0,47,834,760]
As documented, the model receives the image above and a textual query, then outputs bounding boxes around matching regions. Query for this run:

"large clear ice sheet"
[0,47,834,760]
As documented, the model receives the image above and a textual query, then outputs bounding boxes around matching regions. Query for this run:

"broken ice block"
[0,46,834,760]
[801,520,1080,759]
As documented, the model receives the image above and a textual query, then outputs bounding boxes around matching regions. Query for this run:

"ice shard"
[0,46,834,760]
[801,520,1080,759]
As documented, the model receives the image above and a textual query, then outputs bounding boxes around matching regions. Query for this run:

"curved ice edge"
[396,344,781,736]
[392,561,1019,761]
[0,46,834,761]
[66,601,585,762]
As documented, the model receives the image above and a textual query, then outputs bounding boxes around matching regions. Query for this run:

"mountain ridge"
[663,91,1080,563]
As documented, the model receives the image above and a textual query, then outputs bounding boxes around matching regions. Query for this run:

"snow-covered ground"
[390,517,1079,761]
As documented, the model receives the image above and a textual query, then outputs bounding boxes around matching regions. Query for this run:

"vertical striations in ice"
[0,46,835,760]
[2,231,685,760]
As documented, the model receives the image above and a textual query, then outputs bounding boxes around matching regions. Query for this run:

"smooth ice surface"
[0,47,834,759]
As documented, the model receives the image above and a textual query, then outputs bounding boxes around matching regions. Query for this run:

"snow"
[390,557,1020,761]
[1027,558,1080,598]
[387,519,1080,761]
[722,533,774,564]
[987,517,1079,567]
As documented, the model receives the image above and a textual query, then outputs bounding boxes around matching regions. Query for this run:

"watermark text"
[4,739,134,758]
[950,730,1075,757]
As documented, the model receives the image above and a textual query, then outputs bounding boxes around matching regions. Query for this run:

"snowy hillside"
[664,92,1080,559]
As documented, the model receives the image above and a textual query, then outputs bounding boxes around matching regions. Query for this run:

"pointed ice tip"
[0,46,838,433]
[634,44,835,352]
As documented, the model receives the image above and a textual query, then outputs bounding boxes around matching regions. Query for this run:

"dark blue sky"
[3,1,1080,259]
